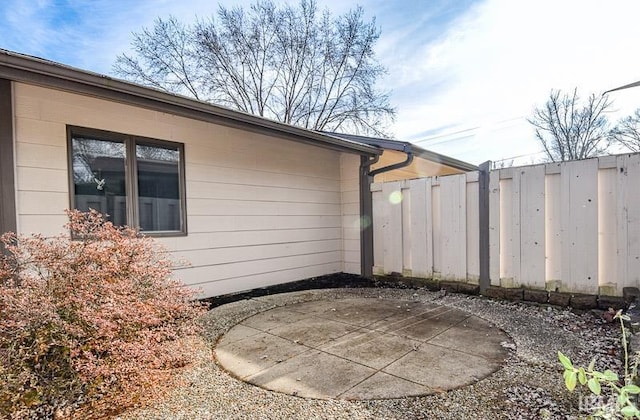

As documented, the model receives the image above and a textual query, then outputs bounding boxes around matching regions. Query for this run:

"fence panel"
[440,174,467,280]
[409,178,432,277]
[371,153,640,296]
[617,154,640,292]
[519,165,546,289]
[381,181,403,274]
[560,159,599,294]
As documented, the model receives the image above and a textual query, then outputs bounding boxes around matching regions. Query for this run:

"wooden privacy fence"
[371,154,640,296]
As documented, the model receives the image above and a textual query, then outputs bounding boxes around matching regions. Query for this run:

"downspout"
[359,148,414,278]
[368,151,414,178]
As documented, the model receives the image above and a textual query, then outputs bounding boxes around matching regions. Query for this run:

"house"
[0,49,475,298]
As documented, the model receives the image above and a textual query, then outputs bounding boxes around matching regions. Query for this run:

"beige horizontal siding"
[187,163,340,191]
[15,142,67,170]
[171,239,341,267]
[195,262,342,297]
[17,191,68,214]
[186,181,341,203]
[187,215,342,232]
[174,251,342,285]
[162,228,342,252]
[186,199,341,216]
[341,153,361,274]
[12,82,362,296]
[16,167,67,192]
[18,215,69,236]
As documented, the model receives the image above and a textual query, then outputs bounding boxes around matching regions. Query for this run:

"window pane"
[136,143,181,232]
[72,137,127,225]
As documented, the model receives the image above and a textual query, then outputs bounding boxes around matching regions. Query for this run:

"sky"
[2,0,640,165]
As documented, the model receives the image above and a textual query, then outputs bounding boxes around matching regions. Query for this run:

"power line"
[412,115,528,146]
[492,150,546,163]
[412,126,480,144]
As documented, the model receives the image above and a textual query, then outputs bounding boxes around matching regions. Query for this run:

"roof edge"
[0,49,380,156]
[411,144,478,172]
[324,132,478,172]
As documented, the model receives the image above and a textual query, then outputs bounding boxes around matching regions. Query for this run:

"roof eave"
[410,144,478,172]
[0,49,380,156]
[323,131,477,172]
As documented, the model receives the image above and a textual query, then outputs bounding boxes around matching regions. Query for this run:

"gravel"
[115,287,621,419]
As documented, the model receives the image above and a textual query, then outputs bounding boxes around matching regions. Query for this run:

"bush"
[0,210,206,418]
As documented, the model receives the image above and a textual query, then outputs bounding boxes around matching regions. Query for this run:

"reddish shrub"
[0,210,206,418]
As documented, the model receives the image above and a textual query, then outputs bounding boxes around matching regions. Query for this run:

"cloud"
[0,0,234,72]
[387,0,640,164]
[2,0,639,165]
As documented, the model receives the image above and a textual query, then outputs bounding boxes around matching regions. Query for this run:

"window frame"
[67,126,187,237]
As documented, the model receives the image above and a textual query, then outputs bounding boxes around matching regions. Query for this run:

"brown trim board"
[0,78,16,236]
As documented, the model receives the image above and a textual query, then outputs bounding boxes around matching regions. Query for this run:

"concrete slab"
[428,316,511,361]
[339,371,433,400]
[241,306,312,332]
[217,324,262,344]
[313,299,426,327]
[320,329,419,369]
[286,299,352,316]
[215,332,309,379]
[267,316,360,347]
[382,343,502,390]
[366,305,451,333]
[215,297,513,400]
[393,318,463,341]
[245,349,376,399]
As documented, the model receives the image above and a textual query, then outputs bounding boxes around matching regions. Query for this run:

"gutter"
[324,131,477,172]
[369,151,414,177]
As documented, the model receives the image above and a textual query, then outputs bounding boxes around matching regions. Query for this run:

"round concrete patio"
[214,297,513,400]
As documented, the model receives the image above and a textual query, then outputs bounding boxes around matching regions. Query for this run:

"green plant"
[0,209,206,418]
[559,310,640,418]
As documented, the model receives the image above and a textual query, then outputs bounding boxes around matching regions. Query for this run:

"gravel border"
[117,287,621,419]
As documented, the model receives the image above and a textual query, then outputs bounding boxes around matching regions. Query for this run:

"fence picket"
[440,174,467,280]
[561,159,599,294]
[520,165,546,289]
[409,178,430,277]
[382,182,403,274]
[489,171,501,285]
[545,173,562,288]
[372,187,384,274]
[466,175,480,282]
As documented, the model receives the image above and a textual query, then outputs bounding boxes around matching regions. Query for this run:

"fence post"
[478,161,491,293]
[360,155,375,278]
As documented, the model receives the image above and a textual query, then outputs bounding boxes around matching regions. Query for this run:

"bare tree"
[610,109,640,152]
[528,89,613,162]
[114,0,395,137]
[491,159,514,169]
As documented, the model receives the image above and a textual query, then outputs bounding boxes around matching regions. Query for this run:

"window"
[68,126,186,235]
